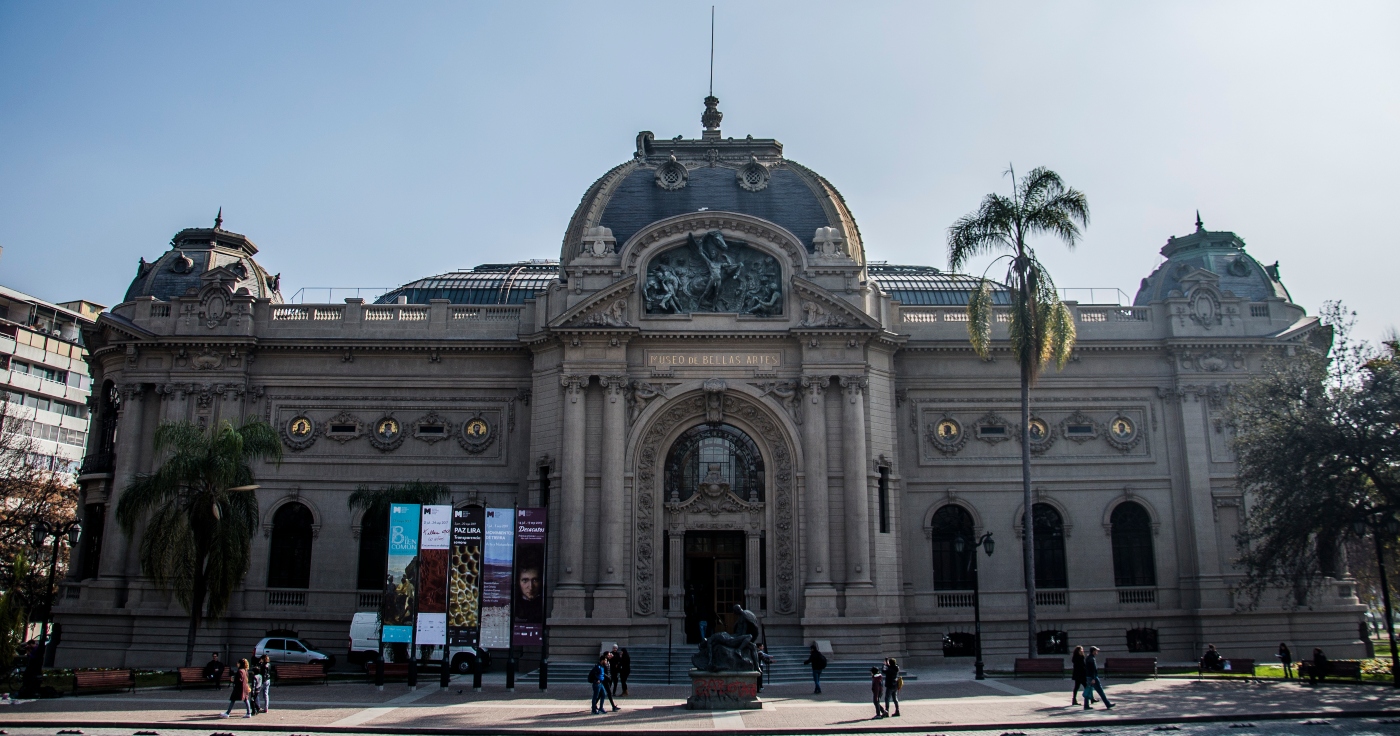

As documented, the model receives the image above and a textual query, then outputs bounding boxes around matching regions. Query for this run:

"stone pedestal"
[686,669,762,710]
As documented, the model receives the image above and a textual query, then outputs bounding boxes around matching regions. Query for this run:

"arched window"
[267,502,314,589]
[665,424,764,502]
[1111,501,1156,587]
[1025,503,1068,589]
[930,505,976,590]
[357,507,388,591]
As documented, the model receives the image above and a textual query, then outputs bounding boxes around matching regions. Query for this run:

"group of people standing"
[868,657,902,718]
[1070,646,1114,710]
[200,652,272,718]
[587,646,631,714]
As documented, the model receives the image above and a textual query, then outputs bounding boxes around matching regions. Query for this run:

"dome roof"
[124,216,283,303]
[377,262,558,305]
[1133,217,1289,306]
[560,100,863,268]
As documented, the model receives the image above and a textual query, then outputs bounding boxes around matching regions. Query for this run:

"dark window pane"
[267,502,314,589]
[930,505,976,591]
[1127,627,1160,652]
[1028,504,1068,589]
[357,507,389,590]
[1111,502,1157,587]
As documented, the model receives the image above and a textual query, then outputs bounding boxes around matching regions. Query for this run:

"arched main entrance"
[631,387,798,626]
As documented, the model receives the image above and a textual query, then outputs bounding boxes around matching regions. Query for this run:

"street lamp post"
[955,531,995,680]
[1354,515,1400,689]
[20,519,81,698]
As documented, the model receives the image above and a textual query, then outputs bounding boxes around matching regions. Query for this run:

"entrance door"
[683,531,746,644]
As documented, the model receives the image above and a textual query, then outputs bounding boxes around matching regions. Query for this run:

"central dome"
[559,101,863,268]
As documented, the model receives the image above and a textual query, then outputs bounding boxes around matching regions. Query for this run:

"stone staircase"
[520,644,909,685]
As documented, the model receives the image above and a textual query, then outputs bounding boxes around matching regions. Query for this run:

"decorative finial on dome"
[702,96,722,139]
[214,207,223,230]
[1194,210,1203,232]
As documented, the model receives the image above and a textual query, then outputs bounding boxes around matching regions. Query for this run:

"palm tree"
[947,166,1089,658]
[116,419,282,666]
[346,481,450,523]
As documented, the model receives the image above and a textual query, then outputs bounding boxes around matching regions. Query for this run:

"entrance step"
[520,644,914,685]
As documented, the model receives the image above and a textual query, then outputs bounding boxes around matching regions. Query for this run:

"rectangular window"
[877,466,890,533]
[11,361,28,374]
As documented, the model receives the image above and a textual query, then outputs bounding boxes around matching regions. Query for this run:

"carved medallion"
[1022,416,1056,453]
[281,414,317,452]
[655,157,688,191]
[926,414,968,455]
[1106,415,1142,452]
[458,414,495,454]
[736,158,770,192]
[369,416,405,452]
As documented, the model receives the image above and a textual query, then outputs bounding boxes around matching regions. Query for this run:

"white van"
[347,612,491,673]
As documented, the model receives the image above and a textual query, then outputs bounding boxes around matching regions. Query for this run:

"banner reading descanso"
[448,506,484,647]
[380,503,420,644]
[512,507,546,646]
[479,508,515,650]
[415,504,451,646]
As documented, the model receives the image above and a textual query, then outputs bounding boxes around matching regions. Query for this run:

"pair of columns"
[554,374,628,619]
[801,374,874,615]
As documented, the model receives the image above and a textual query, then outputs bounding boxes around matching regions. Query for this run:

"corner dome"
[124,215,283,303]
[1133,217,1290,306]
[559,99,864,269]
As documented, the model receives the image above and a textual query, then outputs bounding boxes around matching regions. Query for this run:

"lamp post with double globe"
[954,531,995,680]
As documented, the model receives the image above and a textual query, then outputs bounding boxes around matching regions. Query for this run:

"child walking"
[870,666,888,718]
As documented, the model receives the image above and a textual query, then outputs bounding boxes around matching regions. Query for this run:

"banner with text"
[380,503,420,644]
[512,508,546,646]
[479,508,515,650]
[448,505,484,647]
[414,504,451,646]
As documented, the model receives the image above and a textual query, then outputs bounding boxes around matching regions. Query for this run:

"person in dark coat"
[616,647,631,696]
[220,659,251,718]
[803,643,828,694]
[588,655,608,714]
[882,657,902,717]
[869,667,888,718]
[1278,643,1293,679]
[202,652,226,684]
[1083,646,1113,710]
[1201,644,1223,671]
[1071,646,1091,706]
[1310,648,1328,685]
[602,650,620,711]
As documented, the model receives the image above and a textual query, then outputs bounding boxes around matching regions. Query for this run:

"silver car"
[254,636,335,667]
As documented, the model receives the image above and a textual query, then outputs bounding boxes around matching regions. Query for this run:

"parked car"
[254,636,336,668]
[347,611,491,673]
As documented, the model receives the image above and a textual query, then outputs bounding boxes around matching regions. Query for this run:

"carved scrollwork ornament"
[1059,410,1101,443]
[926,414,968,455]
[973,411,1013,444]
[736,156,770,192]
[1105,414,1143,452]
[281,414,318,452]
[655,156,688,191]
[323,411,364,443]
[458,413,495,454]
[368,415,405,452]
[411,411,454,443]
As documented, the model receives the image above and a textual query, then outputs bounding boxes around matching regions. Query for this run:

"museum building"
[55,101,1365,667]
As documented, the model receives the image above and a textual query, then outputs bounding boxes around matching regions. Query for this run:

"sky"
[0,2,1396,342]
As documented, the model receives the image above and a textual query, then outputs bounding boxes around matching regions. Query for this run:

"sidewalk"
[2,668,1400,733]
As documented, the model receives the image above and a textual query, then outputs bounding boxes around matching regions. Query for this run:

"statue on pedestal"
[692,604,763,672]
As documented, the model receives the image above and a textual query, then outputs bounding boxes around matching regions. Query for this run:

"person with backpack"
[803,642,827,694]
[588,655,608,714]
[882,657,902,717]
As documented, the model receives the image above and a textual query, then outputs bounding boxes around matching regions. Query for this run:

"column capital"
[800,374,829,398]
[838,374,868,396]
[561,374,589,397]
[602,374,629,393]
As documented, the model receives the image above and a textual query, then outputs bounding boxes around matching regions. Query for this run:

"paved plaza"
[4,669,1400,734]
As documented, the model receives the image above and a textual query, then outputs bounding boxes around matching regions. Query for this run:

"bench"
[1103,657,1158,679]
[1014,658,1065,677]
[72,668,136,695]
[1298,660,1363,682]
[1198,658,1255,678]
[176,666,222,690]
[272,663,328,685]
[365,662,412,679]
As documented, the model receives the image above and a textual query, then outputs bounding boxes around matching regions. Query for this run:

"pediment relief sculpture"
[643,230,782,316]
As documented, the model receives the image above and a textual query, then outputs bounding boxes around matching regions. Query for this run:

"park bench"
[72,668,136,695]
[175,666,222,690]
[1197,658,1255,679]
[1103,657,1158,679]
[1013,658,1065,678]
[1298,660,1363,681]
[272,663,328,685]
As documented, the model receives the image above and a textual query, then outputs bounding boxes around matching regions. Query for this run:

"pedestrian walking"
[603,650,621,711]
[1310,648,1328,686]
[1071,646,1092,706]
[756,644,773,693]
[882,657,902,717]
[869,667,888,718]
[220,659,252,718]
[803,642,828,694]
[588,655,608,714]
[1278,643,1293,680]
[1082,646,1113,710]
[254,654,272,713]
[616,647,631,696]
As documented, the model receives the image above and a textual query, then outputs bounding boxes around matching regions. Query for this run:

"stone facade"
[54,111,1365,668]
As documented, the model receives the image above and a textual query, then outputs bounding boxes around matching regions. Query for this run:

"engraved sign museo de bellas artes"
[58,94,1361,671]
[644,231,783,316]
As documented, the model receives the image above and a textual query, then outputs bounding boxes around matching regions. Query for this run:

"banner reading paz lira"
[414,504,451,646]
[448,505,484,647]
[380,503,420,645]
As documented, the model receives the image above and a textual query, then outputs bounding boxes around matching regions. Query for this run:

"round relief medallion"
[1106,415,1142,451]
[1023,416,1056,453]
[458,414,495,454]
[369,415,405,452]
[281,414,317,451]
[926,415,968,455]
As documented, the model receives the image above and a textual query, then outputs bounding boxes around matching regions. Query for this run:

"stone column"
[668,530,685,642]
[841,375,875,615]
[103,384,146,579]
[800,375,837,615]
[593,374,628,618]
[554,374,588,617]
[746,531,762,612]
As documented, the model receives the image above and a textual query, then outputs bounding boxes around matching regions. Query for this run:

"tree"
[0,397,79,602]
[115,419,282,666]
[947,166,1089,657]
[0,552,30,688]
[1232,303,1400,607]
[347,481,450,526]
